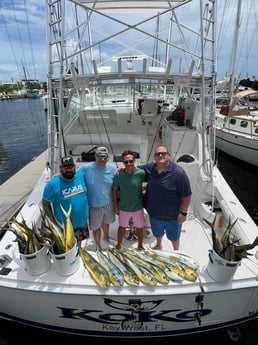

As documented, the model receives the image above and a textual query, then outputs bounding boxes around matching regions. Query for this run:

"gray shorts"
[89,203,115,231]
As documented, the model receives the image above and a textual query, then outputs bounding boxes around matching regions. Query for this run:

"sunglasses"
[154,151,168,157]
[124,160,134,164]
[97,155,108,160]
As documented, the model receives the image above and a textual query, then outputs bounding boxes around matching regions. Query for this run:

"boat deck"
[1,215,258,295]
[1,151,258,295]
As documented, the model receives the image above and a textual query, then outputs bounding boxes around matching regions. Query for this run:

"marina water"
[0,98,47,185]
[0,98,258,344]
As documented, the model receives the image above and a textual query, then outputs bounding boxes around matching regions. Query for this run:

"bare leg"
[154,236,162,249]
[135,227,144,250]
[93,228,101,249]
[172,239,180,250]
[116,226,126,250]
[102,223,109,240]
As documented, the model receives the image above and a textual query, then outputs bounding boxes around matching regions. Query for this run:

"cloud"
[0,0,47,83]
[0,0,257,84]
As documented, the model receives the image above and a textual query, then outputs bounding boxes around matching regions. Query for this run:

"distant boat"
[215,0,258,167]
[27,90,41,99]
[215,89,258,166]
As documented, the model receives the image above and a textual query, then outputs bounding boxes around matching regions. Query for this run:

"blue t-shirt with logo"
[43,170,88,229]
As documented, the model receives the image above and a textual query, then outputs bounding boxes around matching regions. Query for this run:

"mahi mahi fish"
[150,249,199,271]
[107,248,139,286]
[79,248,110,288]
[144,250,197,282]
[47,220,66,254]
[7,218,41,254]
[203,216,258,261]
[96,249,124,287]
[123,250,169,284]
[112,248,157,286]
[129,249,184,282]
[60,204,76,252]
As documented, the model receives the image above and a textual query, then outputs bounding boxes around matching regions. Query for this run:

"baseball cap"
[61,156,75,166]
[95,146,109,155]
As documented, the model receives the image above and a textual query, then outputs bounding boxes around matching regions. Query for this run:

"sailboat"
[0,0,258,339]
[215,0,258,167]
[216,88,258,166]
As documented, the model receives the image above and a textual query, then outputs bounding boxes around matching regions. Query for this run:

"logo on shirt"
[62,184,84,198]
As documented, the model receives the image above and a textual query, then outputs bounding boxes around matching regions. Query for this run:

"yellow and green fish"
[80,248,110,288]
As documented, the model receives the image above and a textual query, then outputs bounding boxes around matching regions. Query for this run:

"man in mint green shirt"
[113,150,146,250]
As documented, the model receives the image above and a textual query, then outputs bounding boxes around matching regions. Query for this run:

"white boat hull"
[1,0,258,339]
[1,251,258,337]
[216,128,258,166]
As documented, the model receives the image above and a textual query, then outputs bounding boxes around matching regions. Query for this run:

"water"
[0,99,258,344]
[216,152,258,226]
[0,98,47,185]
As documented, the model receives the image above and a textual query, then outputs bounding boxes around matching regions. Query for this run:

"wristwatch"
[180,211,187,216]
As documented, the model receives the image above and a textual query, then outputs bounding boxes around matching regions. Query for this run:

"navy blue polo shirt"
[140,162,192,220]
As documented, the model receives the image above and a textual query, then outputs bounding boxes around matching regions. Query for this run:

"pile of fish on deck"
[81,246,198,288]
[4,207,199,288]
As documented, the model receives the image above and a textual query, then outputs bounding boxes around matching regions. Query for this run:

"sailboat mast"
[229,0,242,106]
[23,66,27,81]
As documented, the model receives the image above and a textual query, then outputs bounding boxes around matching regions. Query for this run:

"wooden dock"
[0,151,47,226]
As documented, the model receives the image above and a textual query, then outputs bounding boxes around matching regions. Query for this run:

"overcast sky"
[0,0,257,84]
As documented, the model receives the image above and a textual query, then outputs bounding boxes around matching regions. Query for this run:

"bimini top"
[234,89,258,100]
[72,0,191,13]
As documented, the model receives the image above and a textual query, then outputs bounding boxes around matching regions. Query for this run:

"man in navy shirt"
[140,145,192,250]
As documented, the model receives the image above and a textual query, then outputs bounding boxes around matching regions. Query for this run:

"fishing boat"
[215,89,258,166]
[0,0,258,339]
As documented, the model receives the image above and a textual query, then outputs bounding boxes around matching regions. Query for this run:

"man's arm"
[178,195,191,223]
[112,187,120,215]
[42,199,57,225]
[181,195,191,215]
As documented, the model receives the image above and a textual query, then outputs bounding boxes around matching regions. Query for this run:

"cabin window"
[255,128,258,134]
[230,118,236,125]
[240,121,248,128]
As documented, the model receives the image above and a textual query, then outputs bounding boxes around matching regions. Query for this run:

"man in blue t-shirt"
[79,147,116,250]
[42,156,89,247]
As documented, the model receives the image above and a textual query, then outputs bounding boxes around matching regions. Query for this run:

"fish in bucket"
[47,205,80,276]
[204,216,258,282]
[6,216,51,275]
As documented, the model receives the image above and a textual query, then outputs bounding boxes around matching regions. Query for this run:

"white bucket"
[51,242,80,276]
[20,246,52,276]
[207,249,241,283]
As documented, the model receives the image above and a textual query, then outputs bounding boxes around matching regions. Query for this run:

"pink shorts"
[119,209,145,228]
